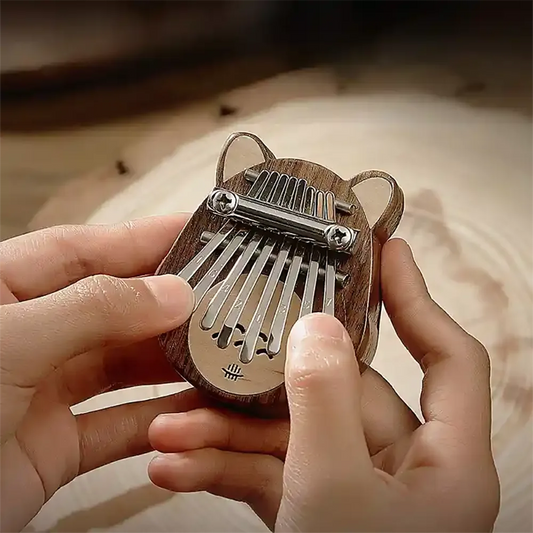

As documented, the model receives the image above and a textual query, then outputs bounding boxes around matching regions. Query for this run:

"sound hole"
[210,323,272,357]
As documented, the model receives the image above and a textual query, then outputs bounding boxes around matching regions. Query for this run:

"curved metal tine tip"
[270,174,289,206]
[248,169,270,198]
[281,177,297,209]
[258,171,280,202]
[293,179,307,212]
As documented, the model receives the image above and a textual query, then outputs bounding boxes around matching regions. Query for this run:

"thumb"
[1,274,194,386]
[283,313,375,484]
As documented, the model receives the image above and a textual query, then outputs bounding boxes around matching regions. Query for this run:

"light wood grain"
[16,14,533,533]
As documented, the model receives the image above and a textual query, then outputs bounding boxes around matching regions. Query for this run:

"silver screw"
[210,190,237,215]
[325,225,351,251]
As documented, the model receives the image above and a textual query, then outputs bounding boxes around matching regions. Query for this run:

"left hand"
[0,215,207,532]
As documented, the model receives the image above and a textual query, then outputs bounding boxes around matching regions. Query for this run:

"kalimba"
[156,131,404,414]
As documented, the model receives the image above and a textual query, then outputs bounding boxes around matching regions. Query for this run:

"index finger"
[0,214,190,300]
[381,238,492,455]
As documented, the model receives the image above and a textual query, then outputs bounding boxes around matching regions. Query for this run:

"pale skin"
[148,234,501,531]
[0,215,500,532]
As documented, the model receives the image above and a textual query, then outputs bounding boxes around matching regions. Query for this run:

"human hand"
[0,215,208,532]
[147,238,500,532]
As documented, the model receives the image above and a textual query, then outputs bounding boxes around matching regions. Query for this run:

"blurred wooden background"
[0,0,484,239]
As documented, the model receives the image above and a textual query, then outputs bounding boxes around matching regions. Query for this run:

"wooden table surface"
[2,10,531,533]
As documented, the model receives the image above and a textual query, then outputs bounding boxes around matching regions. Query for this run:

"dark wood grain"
[156,132,404,415]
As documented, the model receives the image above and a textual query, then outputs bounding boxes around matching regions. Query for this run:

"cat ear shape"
[349,170,404,244]
[215,131,276,188]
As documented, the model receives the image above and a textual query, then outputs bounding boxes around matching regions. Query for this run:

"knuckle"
[86,274,130,309]
[211,450,230,487]
[199,408,232,445]
[67,274,137,332]
[213,409,241,450]
[44,225,92,283]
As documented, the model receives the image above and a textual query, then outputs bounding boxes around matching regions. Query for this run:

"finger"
[149,408,289,460]
[1,274,194,386]
[76,388,211,475]
[284,313,377,485]
[59,338,183,406]
[149,449,283,530]
[360,367,420,455]
[147,372,419,461]
[381,238,492,453]
[0,214,190,300]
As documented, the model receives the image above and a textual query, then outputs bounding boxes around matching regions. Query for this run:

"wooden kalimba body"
[156,132,404,413]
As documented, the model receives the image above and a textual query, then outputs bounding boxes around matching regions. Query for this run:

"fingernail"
[290,313,347,345]
[150,454,174,469]
[150,453,187,469]
[153,412,186,426]
[144,275,194,321]
[286,314,353,377]
[150,455,168,468]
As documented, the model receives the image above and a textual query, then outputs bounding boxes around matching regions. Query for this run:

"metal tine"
[267,179,307,356]
[281,177,297,209]
[300,248,320,317]
[300,187,320,318]
[200,232,263,329]
[323,191,337,315]
[258,171,279,201]
[316,190,325,219]
[292,179,307,211]
[325,191,335,220]
[247,169,270,198]
[199,170,272,327]
[239,175,297,363]
[245,168,356,215]
[218,236,276,349]
[178,221,235,282]
[239,238,293,363]
[217,174,285,349]
[199,230,349,286]
[303,185,315,215]
[192,226,249,310]
[270,174,289,205]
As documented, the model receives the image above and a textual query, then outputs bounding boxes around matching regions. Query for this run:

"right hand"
[147,238,500,532]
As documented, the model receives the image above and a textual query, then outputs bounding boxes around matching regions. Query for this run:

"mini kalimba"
[156,132,404,415]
